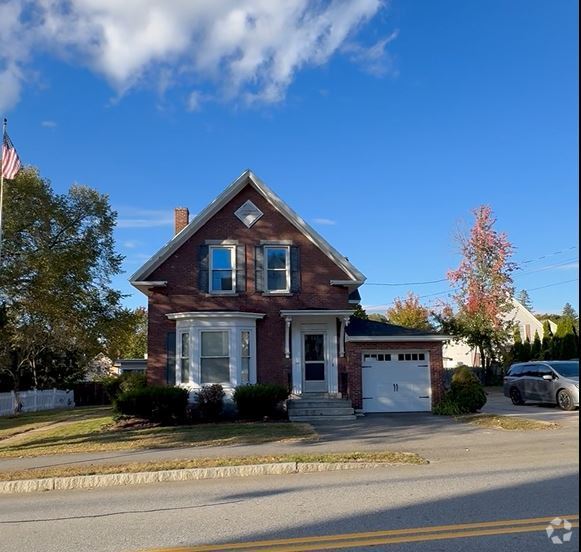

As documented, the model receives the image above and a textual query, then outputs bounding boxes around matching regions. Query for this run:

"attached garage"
[344,318,448,413]
[361,351,431,412]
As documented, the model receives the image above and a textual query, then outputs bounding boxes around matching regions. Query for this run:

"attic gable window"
[265,246,290,293]
[210,246,236,294]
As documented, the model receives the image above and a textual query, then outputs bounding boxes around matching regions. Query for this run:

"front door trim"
[302,331,328,393]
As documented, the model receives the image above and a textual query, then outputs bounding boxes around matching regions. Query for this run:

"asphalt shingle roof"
[346,316,441,337]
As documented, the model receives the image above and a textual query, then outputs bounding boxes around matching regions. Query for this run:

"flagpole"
[0,117,5,265]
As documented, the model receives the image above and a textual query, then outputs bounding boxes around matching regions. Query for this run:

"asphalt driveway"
[482,387,580,423]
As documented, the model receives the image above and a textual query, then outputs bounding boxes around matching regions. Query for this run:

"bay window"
[200,331,230,384]
[180,332,190,383]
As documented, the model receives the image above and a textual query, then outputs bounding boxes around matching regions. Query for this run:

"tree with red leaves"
[441,206,517,374]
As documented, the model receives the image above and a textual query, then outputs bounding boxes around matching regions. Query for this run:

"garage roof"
[346,317,448,342]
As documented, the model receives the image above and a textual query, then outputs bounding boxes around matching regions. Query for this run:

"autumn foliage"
[442,206,517,370]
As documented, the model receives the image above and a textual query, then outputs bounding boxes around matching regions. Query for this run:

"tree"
[562,302,578,322]
[561,302,579,332]
[439,206,517,376]
[517,290,533,311]
[0,168,123,391]
[541,320,553,359]
[531,331,542,359]
[103,307,148,360]
[352,304,368,320]
[386,292,433,331]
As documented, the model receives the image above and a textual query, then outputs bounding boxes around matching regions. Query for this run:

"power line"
[526,278,579,292]
[361,246,578,287]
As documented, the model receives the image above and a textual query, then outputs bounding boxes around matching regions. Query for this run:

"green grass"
[0,406,113,440]
[459,414,560,431]
[0,451,428,482]
[0,407,317,458]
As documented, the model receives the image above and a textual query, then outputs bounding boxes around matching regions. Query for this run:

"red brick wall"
[344,341,445,410]
[145,182,354,386]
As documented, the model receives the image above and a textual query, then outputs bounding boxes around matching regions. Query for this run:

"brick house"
[130,171,446,419]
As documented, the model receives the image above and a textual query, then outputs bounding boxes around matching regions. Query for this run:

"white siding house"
[443,299,557,369]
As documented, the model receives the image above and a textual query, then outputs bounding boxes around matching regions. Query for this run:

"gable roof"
[130,170,366,288]
[346,317,448,342]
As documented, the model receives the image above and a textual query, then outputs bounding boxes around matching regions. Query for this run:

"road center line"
[144,514,579,552]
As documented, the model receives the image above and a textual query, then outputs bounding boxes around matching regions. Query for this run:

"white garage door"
[362,351,432,413]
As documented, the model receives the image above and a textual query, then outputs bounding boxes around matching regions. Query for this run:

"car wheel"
[557,389,576,411]
[510,387,525,406]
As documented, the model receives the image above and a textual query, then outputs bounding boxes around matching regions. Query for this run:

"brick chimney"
[174,207,189,235]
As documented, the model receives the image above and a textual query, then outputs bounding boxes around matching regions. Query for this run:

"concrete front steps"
[287,394,356,422]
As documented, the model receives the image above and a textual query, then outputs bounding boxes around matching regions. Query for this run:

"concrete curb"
[0,462,391,494]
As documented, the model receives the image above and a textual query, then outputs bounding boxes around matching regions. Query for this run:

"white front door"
[303,333,327,393]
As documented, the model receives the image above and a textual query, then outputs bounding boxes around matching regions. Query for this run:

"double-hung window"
[200,331,230,384]
[240,330,251,385]
[264,246,290,293]
[180,332,190,384]
[210,246,235,293]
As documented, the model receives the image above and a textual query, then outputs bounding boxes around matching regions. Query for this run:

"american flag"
[1,133,21,180]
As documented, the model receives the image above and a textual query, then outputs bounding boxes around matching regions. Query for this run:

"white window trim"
[209,245,236,295]
[200,330,231,386]
[264,245,291,294]
[172,315,259,391]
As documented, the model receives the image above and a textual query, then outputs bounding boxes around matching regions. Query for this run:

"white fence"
[0,389,75,416]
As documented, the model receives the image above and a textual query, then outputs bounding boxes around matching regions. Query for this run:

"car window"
[537,366,554,377]
[508,365,523,377]
[548,362,579,378]
[522,365,539,377]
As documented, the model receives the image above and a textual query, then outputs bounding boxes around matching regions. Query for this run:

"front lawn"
[0,406,317,458]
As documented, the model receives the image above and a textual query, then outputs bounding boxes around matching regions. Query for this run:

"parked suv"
[504,361,579,411]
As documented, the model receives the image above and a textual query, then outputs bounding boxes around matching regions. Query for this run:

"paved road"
[0,457,578,551]
[0,390,577,551]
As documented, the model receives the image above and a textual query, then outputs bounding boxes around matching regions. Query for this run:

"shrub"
[449,365,487,413]
[434,366,487,415]
[233,384,289,420]
[102,372,148,402]
[433,396,464,416]
[195,384,225,421]
[114,386,188,425]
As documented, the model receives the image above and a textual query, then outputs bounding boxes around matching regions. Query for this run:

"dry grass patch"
[0,451,428,482]
[460,414,559,431]
[0,408,317,458]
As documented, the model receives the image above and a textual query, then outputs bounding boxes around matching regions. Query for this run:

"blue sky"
[1,0,578,315]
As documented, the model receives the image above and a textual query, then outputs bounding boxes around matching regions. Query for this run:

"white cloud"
[41,120,57,128]
[342,29,399,77]
[122,240,141,249]
[313,217,337,225]
[186,90,205,112]
[116,207,173,229]
[0,0,385,112]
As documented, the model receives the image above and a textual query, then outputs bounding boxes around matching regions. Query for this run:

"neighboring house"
[130,171,447,417]
[113,358,147,375]
[443,298,558,368]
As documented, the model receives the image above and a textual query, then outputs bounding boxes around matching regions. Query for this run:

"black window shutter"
[166,332,176,385]
[198,245,209,292]
[255,246,264,292]
[236,245,246,293]
[290,246,301,293]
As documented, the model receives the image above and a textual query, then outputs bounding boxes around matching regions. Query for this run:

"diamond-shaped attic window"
[235,200,263,228]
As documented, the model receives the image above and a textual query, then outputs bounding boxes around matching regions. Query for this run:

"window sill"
[207,292,240,297]
[262,292,294,297]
